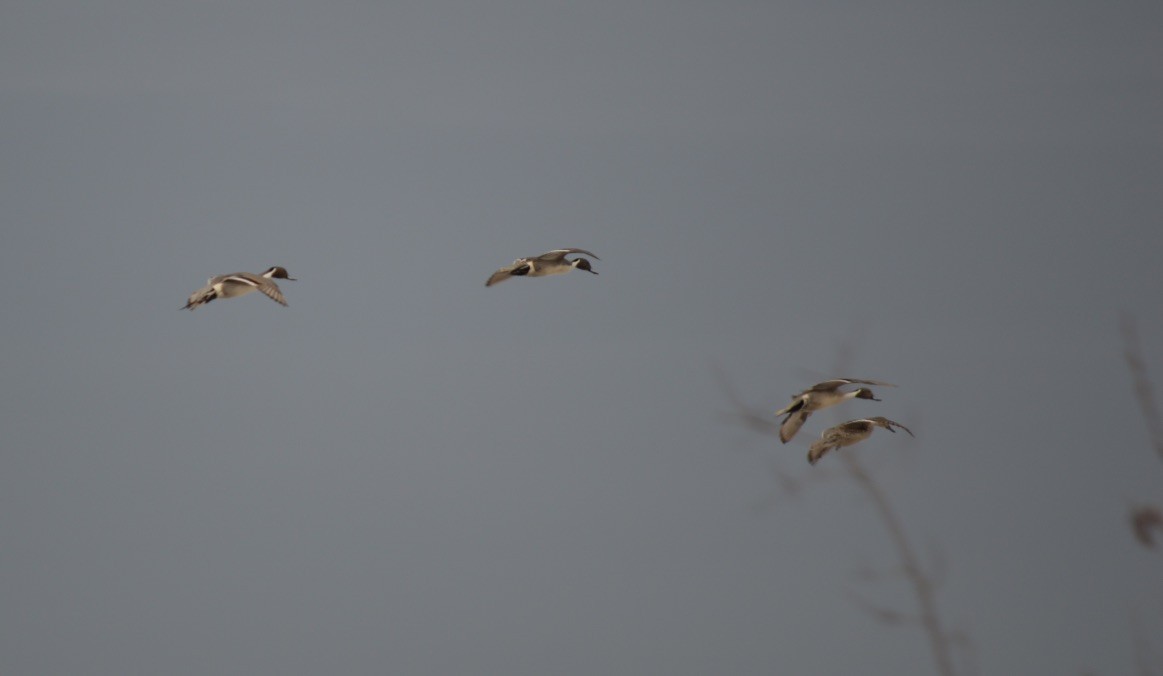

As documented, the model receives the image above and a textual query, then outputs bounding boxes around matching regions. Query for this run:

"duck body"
[807,416,914,465]
[183,266,296,310]
[775,378,894,443]
[486,248,599,287]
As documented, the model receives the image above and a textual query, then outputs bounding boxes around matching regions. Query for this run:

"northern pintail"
[182,266,296,310]
[485,248,599,287]
[775,379,895,443]
[807,416,914,466]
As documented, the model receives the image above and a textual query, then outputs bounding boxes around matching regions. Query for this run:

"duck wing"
[807,437,838,465]
[222,273,288,306]
[822,378,897,389]
[485,260,531,287]
[779,409,810,443]
[536,248,599,261]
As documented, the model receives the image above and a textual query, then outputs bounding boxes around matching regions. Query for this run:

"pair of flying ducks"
[181,248,598,310]
[775,379,913,465]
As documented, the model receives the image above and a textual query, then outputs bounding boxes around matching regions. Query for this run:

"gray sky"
[2,1,1161,674]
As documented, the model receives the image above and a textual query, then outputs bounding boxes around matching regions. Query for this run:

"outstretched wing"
[883,419,915,437]
[836,419,875,435]
[807,438,837,465]
[832,378,896,388]
[223,273,288,306]
[485,260,531,287]
[774,397,805,417]
[536,248,599,262]
[807,423,859,464]
[804,378,896,392]
[779,410,810,443]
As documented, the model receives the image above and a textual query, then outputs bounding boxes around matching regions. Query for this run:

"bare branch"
[743,453,846,514]
[845,588,918,626]
[851,560,910,584]
[842,452,958,676]
[710,361,779,437]
[947,628,979,676]
[1119,314,1163,675]
[1120,313,1163,466]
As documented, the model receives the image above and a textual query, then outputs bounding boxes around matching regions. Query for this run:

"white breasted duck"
[485,248,599,287]
[775,378,895,443]
[183,266,296,310]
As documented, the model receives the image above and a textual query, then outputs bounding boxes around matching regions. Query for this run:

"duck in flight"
[182,266,296,310]
[807,416,914,465]
[485,248,599,287]
[775,378,895,443]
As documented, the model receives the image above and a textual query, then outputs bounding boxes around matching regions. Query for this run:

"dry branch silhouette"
[1119,312,1163,676]
[1119,313,1163,551]
[839,451,958,676]
[1120,313,1163,467]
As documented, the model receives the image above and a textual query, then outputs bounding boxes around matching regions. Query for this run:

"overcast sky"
[2,2,1161,674]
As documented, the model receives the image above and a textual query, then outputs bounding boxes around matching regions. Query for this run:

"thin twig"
[831,331,958,675]
[842,452,956,676]
[1120,313,1163,466]
[1119,313,1163,675]
[845,587,917,626]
